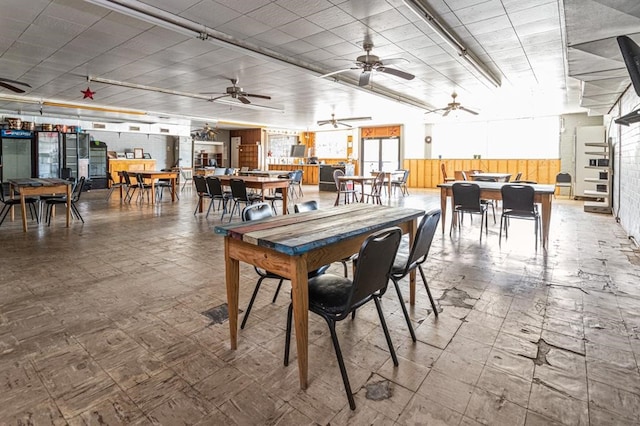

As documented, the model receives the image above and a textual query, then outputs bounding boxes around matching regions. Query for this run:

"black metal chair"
[333,169,357,206]
[450,182,488,240]
[472,176,497,223]
[240,202,328,329]
[228,178,262,221]
[554,172,573,199]
[205,176,231,219]
[0,181,40,227]
[193,175,212,215]
[391,169,410,196]
[105,171,126,201]
[390,209,441,342]
[44,176,85,225]
[135,173,153,203]
[284,227,402,410]
[500,184,541,249]
[290,169,303,198]
[121,171,138,203]
[156,169,178,201]
[264,173,292,214]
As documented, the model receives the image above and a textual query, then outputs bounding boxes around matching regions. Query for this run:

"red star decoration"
[81,87,95,100]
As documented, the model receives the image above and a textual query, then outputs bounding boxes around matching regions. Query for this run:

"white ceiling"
[0,0,638,130]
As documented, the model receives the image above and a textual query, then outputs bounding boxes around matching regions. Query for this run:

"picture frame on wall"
[143,153,151,159]
[134,148,144,159]
[125,152,134,159]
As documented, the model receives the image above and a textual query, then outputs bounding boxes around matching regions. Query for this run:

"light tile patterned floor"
[0,185,639,425]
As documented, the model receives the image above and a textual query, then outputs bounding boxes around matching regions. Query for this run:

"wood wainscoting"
[403,159,561,189]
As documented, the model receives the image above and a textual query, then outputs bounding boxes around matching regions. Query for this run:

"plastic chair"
[240,202,328,329]
[284,227,402,410]
[554,172,573,199]
[390,209,441,341]
[333,169,357,206]
[500,184,541,249]
[450,182,488,240]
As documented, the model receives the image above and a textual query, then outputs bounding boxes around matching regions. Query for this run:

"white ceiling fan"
[426,92,478,116]
[317,113,372,128]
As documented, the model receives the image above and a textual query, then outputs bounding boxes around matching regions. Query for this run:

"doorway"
[362,137,400,173]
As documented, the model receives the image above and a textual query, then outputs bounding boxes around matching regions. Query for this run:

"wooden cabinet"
[194,152,222,168]
[238,144,259,170]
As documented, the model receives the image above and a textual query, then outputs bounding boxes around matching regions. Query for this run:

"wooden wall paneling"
[416,160,426,188]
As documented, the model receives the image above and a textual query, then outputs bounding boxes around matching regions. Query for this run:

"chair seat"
[307,274,356,315]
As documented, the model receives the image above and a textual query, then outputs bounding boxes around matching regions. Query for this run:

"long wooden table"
[9,178,71,232]
[437,181,555,248]
[214,203,425,389]
[118,170,179,204]
[215,175,291,215]
[469,172,512,182]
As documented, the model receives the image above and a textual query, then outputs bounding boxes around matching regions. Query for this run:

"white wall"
[614,88,640,244]
[89,131,172,168]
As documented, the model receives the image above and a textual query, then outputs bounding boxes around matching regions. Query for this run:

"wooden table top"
[8,178,71,188]
[217,175,290,183]
[215,203,424,256]
[438,181,555,194]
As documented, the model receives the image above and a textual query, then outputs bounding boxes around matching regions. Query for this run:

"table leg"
[541,194,552,249]
[119,175,124,199]
[387,175,392,205]
[282,185,289,215]
[150,180,156,204]
[170,177,176,202]
[65,184,71,227]
[440,187,447,233]
[290,255,309,389]
[20,194,28,232]
[225,239,240,350]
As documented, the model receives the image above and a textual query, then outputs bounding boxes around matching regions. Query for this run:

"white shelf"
[584,178,608,183]
[584,166,611,170]
[584,190,609,197]
[584,142,609,147]
[584,151,609,156]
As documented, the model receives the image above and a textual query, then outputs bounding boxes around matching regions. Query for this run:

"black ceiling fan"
[317,113,372,128]
[426,92,478,116]
[319,41,415,87]
[0,78,31,93]
[202,78,271,104]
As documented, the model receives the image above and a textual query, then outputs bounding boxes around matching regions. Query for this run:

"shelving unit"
[583,141,611,214]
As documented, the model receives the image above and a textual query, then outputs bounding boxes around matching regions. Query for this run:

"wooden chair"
[391,169,410,196]
[441,164,455,183]
[333,169,357,206]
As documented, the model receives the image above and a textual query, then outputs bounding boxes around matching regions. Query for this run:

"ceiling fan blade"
[442,109,452,117]
[0,81,26,93]
[209,94,230,102]
[359,71,371,87]
[377,67,415,80]
[245,93,271,100]
[337,122,353,128]
[459,106,479,115]
[319,68,356,78]
[381,58,408,65]
[334,116,372,122]
[238,95,251,104]
[0,78,31,87]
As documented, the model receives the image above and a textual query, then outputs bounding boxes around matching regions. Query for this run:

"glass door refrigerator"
[89,140,108,189]
[62,133,78,180]
[1,129,34,181]
[36,131,61,178]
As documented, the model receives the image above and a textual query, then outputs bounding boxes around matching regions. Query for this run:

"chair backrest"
[401,169,410,183]
[514,172,522,181]
[293,169,303,183]
[206,176,224,197]
[501,184,536,213]
[71,177,85,202]
[403,209,441,273]
[333,169,345,190]
[294,200,319,213]
[452,182,482,210]
[556,172,572,184]
[122,171,132,186]
[230,178,249,200]
[214,167,227,175]
[242,202,274,221]
[372,171,385,194]
[135,173,146,187]
[225,168,235,175]
[461,170,468,181]
[345,227,402,317]
[0,180,7,203]
[441,164,448,181]
[193,175,209,194]
[106,171,115,183]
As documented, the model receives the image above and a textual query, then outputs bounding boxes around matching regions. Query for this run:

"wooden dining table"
[9,178,71,232]
[214,203,425,390]
[214,175,291,215]
[469,172,512,182]
[437,181,555,248]
[118,170,179,204]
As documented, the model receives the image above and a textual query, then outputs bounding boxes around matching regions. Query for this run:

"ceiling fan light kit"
[317,113,372,128]
[426,92,478,116]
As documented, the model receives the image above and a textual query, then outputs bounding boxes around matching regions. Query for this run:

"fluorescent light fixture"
[88,76,284,113]
[402,0,501,88]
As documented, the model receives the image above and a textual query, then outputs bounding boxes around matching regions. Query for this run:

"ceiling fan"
[319,42,415,87]
[317,113,372,128]
[0,78,31,93]
[427,92,478,116]
[201,78,271,104]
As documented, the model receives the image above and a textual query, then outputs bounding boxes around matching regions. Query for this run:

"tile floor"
[0,184,639,425]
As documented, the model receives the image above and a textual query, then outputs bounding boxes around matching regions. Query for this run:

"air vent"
[160,128,169,133]
[92,123,106,129]
[129,126,140,131]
